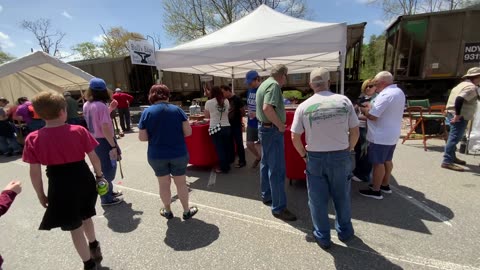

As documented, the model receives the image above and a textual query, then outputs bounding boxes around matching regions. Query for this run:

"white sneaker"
[351,176,363,182]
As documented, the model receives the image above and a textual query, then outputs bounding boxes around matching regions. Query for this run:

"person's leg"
[220,127,232,172]
[171,154,190,212]
[305,152,331,247]
[383,161,393,186]
[6,136,22,153]
[259,127,271,203]
[70,225,91,262]
[82,218,97,243]
[353,128,371,181]
[0,136,9,154]
[125,109,131,131]
[443,115,467,164]
[328,151,354,241]
[269,129,287,213]
[95,139,117,204]
[157,175,172,211]
[371,163,385,191]
[118,109,126,132]
[246,127,261,161]
[233,125,246,165]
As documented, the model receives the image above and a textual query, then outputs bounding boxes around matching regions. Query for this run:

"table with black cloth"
[185,121,218,167]
[284,110,307,182]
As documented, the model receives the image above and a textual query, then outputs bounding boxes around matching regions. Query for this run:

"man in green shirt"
[255,64,296,221]
[64,92,81,125]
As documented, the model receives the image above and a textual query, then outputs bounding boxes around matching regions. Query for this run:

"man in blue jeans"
[291,67,359,249]
[256,64,296,222]
[441,67,480,171]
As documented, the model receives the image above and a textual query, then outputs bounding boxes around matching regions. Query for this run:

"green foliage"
[360,34,386,80]
[0,50,14,64]
[71,42,102,60]
[283,90,307,100]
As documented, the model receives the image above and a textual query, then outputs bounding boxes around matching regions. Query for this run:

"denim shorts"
[148,154,189,177]
[368,143,396,164]
[246,126,259,142]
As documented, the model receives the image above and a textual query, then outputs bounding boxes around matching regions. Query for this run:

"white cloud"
[373,19,389,27]
[356,0,371,3]
[93,34,106,43]
[0,32,15,49]
[0,5,3,13]
[62,11,73,20]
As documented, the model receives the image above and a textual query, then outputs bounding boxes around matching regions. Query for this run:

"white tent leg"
[340,51,345,95]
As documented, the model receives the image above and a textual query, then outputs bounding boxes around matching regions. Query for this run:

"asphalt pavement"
[1,128,479,270]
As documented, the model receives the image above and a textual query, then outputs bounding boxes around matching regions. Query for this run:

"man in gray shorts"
[245,70,262,168]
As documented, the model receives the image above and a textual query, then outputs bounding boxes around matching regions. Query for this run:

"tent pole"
[231,67,235,94]
[340,51,345,95]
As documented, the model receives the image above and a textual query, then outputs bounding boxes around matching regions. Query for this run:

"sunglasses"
[367,85,375,88]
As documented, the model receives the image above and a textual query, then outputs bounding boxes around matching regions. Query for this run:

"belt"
[261,122,273,127]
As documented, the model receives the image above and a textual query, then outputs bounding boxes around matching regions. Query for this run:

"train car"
[384,5,480,101]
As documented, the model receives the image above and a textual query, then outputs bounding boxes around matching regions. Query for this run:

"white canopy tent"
[0,51,93,102]
[155,4,347,93]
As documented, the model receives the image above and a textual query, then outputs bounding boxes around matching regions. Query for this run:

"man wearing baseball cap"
[291,67,359,249]
[245,70,262,168]
[442,67,480,171]
[112,88,134,132]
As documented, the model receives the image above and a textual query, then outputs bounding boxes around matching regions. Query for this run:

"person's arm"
[138,129,148,141]
[292,132,306,162]
[204,109,210,119]
[87,151,103,177]
[0,181,21,217]
[182,121,192,137]
[263,104,284,131]
[349,126,360,151]
[109,99,118,113]
[30,164,48,208]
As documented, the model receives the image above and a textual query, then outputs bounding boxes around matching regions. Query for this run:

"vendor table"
[284,110,307,182]
[185,121,218,167]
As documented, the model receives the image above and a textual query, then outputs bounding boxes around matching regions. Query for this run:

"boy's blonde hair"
[31,91,66,120]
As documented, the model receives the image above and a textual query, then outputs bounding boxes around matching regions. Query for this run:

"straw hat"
[462,67,480,79]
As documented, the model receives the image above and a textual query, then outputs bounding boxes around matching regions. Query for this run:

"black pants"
[229,124,246,164]
[118,108,131,131]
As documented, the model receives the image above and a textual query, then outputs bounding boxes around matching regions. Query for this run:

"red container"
[185,122,218,167]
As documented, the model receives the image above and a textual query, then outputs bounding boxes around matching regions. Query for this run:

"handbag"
[208,107,224,135]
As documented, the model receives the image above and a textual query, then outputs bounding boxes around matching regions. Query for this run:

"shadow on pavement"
[187,158,455,235]
[103,202,143,233]
[0,155,22,163]
[164,217,220,251]
[328,236,402,270]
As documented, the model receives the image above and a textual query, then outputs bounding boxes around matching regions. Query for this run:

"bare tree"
[20,18,66,57]
[163,0,308,43]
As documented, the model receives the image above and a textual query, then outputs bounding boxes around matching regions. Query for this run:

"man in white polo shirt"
[291,67,359,249]
[359,71,405,200]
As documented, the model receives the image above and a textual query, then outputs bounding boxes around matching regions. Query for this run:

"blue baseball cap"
[89,77,107,91]
[245,70,259,85]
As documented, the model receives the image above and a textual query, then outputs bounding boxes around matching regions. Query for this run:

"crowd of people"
[2,64,479,269]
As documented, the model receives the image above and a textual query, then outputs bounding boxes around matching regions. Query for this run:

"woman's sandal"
[183,206,199,220]
[160,208,174,220]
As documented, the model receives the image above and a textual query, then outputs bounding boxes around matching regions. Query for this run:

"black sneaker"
[183,206,199,220]
[101,197,124,206]
[359,189,383,200]
[262,199,272,206]
[273,208,297,221]
[160,208,174,220]
[315,239,332,250]
[89,244,103,263]
[368,184,392,194]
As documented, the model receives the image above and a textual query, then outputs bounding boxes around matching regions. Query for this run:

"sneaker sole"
[359,193,383,200]
[101,199,124,206]
[369,185,392,194]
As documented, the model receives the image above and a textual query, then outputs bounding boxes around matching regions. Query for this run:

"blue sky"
[0,0,387,60]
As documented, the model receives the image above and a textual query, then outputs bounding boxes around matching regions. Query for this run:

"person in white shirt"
[359,71,406,200]
[291,67,359,249]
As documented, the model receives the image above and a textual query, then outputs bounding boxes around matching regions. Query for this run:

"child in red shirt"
[0,180,22,269]
[22,91,106,270]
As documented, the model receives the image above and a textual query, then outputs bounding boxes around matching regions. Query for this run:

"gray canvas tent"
[0,51,93,101]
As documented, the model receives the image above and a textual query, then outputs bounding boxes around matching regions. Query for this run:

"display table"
[185,122,218,167]
[284,123,307,182]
